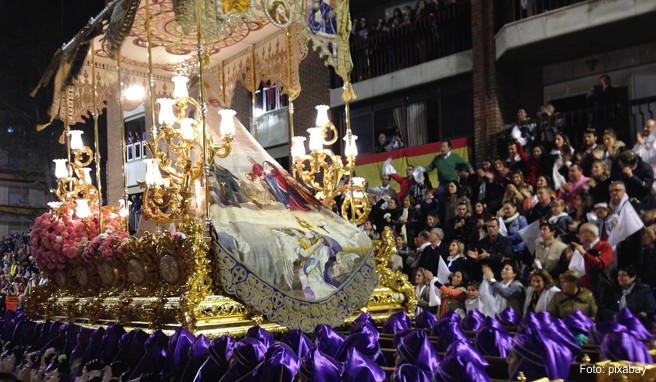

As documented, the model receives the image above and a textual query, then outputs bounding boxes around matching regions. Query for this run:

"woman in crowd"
[471,202,491,241]
[503,171,534,214]
[443,181,470,223]
[487,159,512,213]
[595,128,626,178]
[430,268,467,316]
[360,220,380,240]
[523,269,560,315]
[396,195,418,244]
[445,240,468,274]
[381,197,402,232]
[517,144,547,187]
[566,192,594,243]
[547,270,597,320]
[585,159,611,204]
[499,201,528,264]
[482,262,525,314]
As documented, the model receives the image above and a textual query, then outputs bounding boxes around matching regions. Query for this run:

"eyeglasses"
[609,189,623,193]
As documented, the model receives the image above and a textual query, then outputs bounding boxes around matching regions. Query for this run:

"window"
[8,186,27,206]
[253,82,291,148]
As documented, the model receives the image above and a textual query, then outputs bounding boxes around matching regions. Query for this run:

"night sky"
[0,0,106,172]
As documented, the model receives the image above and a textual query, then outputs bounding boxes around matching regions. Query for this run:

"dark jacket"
[603,281,656,325]
[418,241,448,275]
[471,234,513,280]
[620,159,654,203]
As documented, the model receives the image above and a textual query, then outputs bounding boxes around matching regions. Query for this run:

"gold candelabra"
[51,129,99,219]
[140,75,234,225]
[291,105,370,224]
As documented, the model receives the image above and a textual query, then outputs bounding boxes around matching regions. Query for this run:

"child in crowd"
[548,198,573,243]
[417,189,439,225]
[465,281,479,313]
[590,202,616,241]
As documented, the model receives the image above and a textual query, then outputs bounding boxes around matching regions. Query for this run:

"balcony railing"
[495,0,589,30]
[334,2,472,88]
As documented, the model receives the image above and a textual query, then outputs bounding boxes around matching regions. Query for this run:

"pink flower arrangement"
[81,228,129,262]
[30,203,125,272]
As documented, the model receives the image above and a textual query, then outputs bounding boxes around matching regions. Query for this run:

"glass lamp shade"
[172,75,189,99]
[307,128,324,152]
[218,109,237,136]
[157,98,177,126]
[75,199,91,219]
[343,133,358,157]
[47,201,62,210]
[315,105,330,127]
[69,130,84,150]
[151,158,163,186]
[54,159,68,179]
[290,136,307,159]
[178,118,196,140]
[81,168,92,184]
[144,159,163,186]
[118,199,131,218]
[351,176,366,198]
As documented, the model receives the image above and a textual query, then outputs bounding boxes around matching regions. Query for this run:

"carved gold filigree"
[177,221,212,331]
[371,227,417,316]
[124,233,160,296]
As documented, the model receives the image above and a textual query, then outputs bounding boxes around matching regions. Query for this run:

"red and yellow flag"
[354,137,470,190]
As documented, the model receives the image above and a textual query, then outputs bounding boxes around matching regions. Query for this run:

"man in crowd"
[366,174,398,203]
[577,128,603,176]
[566,222,614,311]
[527,186,553,223]
[418,228,448,275]
[633,118,656,165]
[558,163,589,210]
[600,264,656,326]
[425,140,471,222]
[467,218,513,281]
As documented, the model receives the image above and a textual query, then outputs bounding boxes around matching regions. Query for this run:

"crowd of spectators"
[0,231,44,313]
[352,0,464,39]
[357,74,656,328]
[347,0,470,82]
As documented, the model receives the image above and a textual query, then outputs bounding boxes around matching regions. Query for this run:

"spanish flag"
[354,137,470,190]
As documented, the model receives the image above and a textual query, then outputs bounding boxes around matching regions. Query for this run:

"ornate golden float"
[26,0,415,336]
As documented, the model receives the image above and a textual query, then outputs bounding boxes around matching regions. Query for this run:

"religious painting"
[206,106,376,331]
[307,0,336,38]
[265,0,292,27]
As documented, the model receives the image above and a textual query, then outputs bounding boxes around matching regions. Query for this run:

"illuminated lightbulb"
[290,136,307,159]
[343,133,358,157]
[218,109,237,136]
[70,130,84,150]
[315,105,330,127]
[172,75,189,99]
[118,199,131,218]
[157,98,176,126]
[47,201,62,210]
[53,159,68,179]
[75,199,91,219]
[307,128,324,152]
[178,118,196,141]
